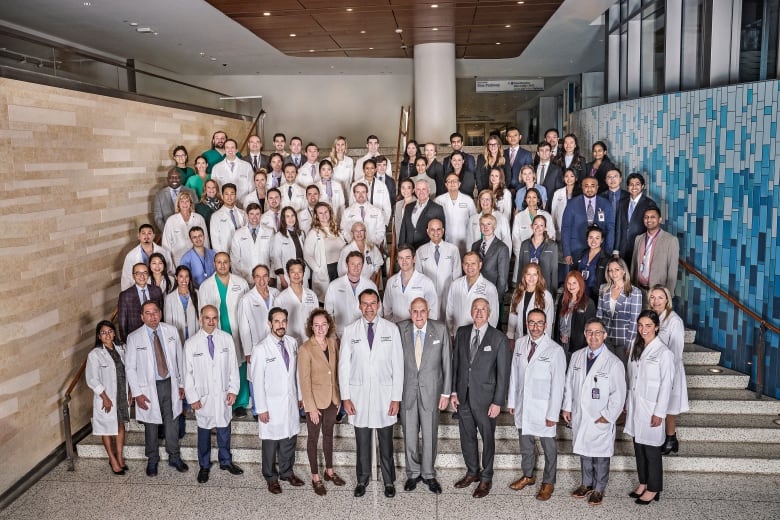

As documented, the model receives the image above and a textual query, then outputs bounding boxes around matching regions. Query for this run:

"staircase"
[76,342,780,475]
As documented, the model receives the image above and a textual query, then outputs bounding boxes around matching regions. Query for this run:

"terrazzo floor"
[2,459,779,520]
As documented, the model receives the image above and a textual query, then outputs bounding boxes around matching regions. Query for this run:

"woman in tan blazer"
[298,308,345,495]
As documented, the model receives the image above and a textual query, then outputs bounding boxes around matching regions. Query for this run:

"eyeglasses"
[99,330,115,336]
[584,330,606,336]
[174,154,187,158]
[133,271,149,276]
[527,320,546,327]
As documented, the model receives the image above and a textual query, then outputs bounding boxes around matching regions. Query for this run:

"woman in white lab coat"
[624,310,674,505]
[303,202,347,302]
[85,320,130,475]
[271,206,309,290]
[329,136,354,194]
[649,286,689,455]
[507,263,555,348]
[162,191,209,264]
[316,160,346,220]
[164,266,200,344]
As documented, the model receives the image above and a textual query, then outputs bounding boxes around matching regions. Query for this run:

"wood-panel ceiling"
[207,0,564,59]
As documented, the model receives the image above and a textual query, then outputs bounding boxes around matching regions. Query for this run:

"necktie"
[207,334,215,359]
[586,350,596,374]
[360,205,365,221]
[587,200,595,223]
[153,330,169,378]
[434,244,440,265]
[311,164,316,180]
[230,209,238,229]
[274,212,280,230]
[279,339,290,370]
[251,227,257,241]
[415,330,423,369]
[326,180,333,198]
[528,340,537,362]
[469,329,480,363]
[288,186,293,199]
[539,164,546,185]
[480,240,487,258]
[367,322,374,349]
[509,148,516,166]
[294,156,300,167]
[142,288,149,303]
[369,181,375,204]
[628,199,636,222]
[252,156,258,170]
[229,161,235,172]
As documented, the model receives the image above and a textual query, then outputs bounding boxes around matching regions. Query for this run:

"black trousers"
[634,440,663,492]
[261,435,297,481]
[457,397,496,482]
[355,424,395,485]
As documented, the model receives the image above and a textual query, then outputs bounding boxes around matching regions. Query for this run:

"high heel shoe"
[109,463,125,476]
[628,491,642,499]
[662,433,679,455]
[635,492,660,505]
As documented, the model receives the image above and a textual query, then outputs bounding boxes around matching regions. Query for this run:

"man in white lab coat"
[251,307,305,494]
[229,203,274,284]
[383,245,439,322]
[445,251,500,337]
[562,317,627,506]
[183,305,243,484]
[125,301,188,477]
[414,218,461,319]
[339,289,404,499]
[507,309,566,501]
[324,251,378,338]
[209,183,247,253]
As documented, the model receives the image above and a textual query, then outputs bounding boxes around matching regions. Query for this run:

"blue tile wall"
[571,80,780,398]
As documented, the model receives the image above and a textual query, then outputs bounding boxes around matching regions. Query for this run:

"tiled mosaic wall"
[571,80,780,398]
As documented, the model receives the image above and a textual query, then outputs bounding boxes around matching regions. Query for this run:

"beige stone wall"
[0,78,251,493]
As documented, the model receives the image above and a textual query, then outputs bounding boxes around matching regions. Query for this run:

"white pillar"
[413,42,456,144]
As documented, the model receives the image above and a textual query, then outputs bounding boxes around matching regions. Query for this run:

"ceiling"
[0,0,611,77]
[206,0,563,59]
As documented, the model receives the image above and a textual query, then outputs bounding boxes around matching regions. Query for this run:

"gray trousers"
[261,435,297,481]
[401,397,440,479]
[581,456,611,491]
[143,378,180,463]
[355,425,395,485]
[518,430,557,484]
[458,399,496,482]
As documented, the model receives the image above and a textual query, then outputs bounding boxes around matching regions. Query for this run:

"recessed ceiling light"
[210,57,217,61]
[360,30,366,34]
[517,1,525,3]
[346,8,353,11]
[309,49,315,52]
[290,33,296,37]
[330,65,335,69]
[199,52,206,56]
[369,47,374,50]
[431,3,439,7]
[432,27,438,31]
[129,22,138,26]
[83,1,91,6]
[505,24,511,28]
[395,28,403,33]
[495,42,502,45]
[263,12,271,16]
[153,32,158,36]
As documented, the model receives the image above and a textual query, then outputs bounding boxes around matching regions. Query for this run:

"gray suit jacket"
[242,153,269,172]
[398,319,452,411]
[630,228,679,293]
[452,324,510,411]
[152,186,198,233]
[471,238,510,297]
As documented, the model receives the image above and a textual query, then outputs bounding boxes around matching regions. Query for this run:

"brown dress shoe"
[281,473,305,487]
[312,479,327,496]
[536,483,554,501]
[509,475,536,491]
[267,480,282,494]
[324,471,346,486]
[473,481,492,498]
[588,490,604,505]
[571,485,593,498]
[454,474,481,488]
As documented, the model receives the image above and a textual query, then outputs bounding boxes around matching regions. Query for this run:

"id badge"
[581,269,590,280]
[597,209,605,222]
[366,255,373,265]
[530,257,539,264]
[591,388,600,399]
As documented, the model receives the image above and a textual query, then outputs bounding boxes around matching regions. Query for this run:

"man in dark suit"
[600,167,630,227]
[399,180,446,249]
[376,155,397,202]
[442,132,476,176]
[450,298,510,498]
[536,141,564,210]
[117,263,164,341]
[614,173,657,262]
[561,177,615,266]
[471,214,510,298]
[398,298,452,494]
[504,126,533,192]
[241,135,269,172]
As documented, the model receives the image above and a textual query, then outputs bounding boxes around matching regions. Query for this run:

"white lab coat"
[382,270,440,322]
[86,345,128,436]
[211,159,254,203]
[183,328,240,429]
[415,240,462,319]
[303,228,345,301]
[444,275,500,336]
[550,187,571,242]
[337,242,383,279]
[562,346,627,457]
[237,287,279,353]
[297,206,316,234]
[251,334,301,440]
[433,192,477,255]
[658,311,690,415]
[624,338,674,446]
[324,275,378,337]
[338,317,404,428]
[349,179,392,225]
[164,290,199,343]
[279,182,307,212]
[507,290,555,339]
[316,180,346,219]
[270,230,309,287]
[340,203,386,246]
[229,225,274,284]
[162,212,209,264]
[507,335,566,437]
[467,211,512,251]
[354,154,392,185]
[274,287,319,345]
[209,206,247,253]
[332,155,354,193]
[198,274,250,359]
[511,209,555,282]
[125,323,184,424]
[260,209,280,232]
[495,189,513,222]
[120,244,174,291]
[296,162,320,188]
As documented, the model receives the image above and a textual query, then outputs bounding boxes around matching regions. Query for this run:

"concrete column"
[413,42,456,144]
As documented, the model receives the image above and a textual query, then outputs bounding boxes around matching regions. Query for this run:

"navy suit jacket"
[561,194,615,259]
[614,195,657,262]
[504,147,534,191]
[539,163,565,210]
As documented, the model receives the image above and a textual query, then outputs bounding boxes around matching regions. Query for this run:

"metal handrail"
[238,108,267,155]
[62,358,88,471]
[678,258,779,398]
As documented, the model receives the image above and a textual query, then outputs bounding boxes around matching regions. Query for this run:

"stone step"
[685,365,750,389]
[686,388,780,414]
[76,431,780,475]
[683,343,722,366]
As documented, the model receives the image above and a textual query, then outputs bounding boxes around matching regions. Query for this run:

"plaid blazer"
[596,285,643,353]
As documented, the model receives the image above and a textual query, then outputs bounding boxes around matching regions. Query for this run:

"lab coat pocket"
[531,372,552,400]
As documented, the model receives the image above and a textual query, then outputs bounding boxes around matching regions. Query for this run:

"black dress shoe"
[146,462,158,477]
[233,407,247,418]
[354,483,367,497]
[404,476,421,491]
[384,484,396,498]
[197,467,210,484]
[635,492,660,505]
[168,459,189,473]
[425,478,442,494]
[220,463,244,475]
